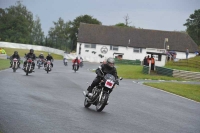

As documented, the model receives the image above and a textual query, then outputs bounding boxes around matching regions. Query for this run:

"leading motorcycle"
[83,72,122,112]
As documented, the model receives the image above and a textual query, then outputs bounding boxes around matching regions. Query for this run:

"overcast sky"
[0,0,199,36]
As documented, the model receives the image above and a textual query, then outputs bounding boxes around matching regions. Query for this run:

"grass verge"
[144,82,200,102]
[116,64,184,81]
[0,59,9,70]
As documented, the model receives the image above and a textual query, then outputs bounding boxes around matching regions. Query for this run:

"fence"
[115,59,141,65]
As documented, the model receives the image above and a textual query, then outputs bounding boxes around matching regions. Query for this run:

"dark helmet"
[107,57,115,68]
[76,57,78,59]
[14,51,18,55]
[30,49,34,54]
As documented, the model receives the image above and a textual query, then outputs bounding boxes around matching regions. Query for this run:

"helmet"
[48,53,51,56]
[14,51,18,55]
[76,57,78,59]
[30,49,34,54]
[107,57,115,68]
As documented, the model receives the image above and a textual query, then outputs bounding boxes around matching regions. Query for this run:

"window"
[84,44,96,49]
[133,48,142,53]
[110,45,118,51]
[84,44,90,48]
[91,44,96,48]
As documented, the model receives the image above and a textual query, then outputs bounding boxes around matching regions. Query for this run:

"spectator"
[147,55,150,66]
[186,48,189,59]
[143,56,148,66]
[151,55,155,70]
[0,48,6,54]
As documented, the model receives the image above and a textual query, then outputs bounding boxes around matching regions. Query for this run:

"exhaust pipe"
[82,91,86,96]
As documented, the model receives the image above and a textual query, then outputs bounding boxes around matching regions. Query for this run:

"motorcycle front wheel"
[84,98,91,108]
[96,93,108,112]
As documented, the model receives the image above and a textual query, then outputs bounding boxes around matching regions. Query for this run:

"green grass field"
[144,82,200,102]
[3,47,63,60]
[0,59,9,70]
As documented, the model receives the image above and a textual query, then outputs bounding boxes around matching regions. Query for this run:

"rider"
[23,49,36,71]
[37,53,45,65]
[72,57,80,70]
[86,57,118,96]
[44,53,54,67]
[9,51,21,68]
[39,53,44,59]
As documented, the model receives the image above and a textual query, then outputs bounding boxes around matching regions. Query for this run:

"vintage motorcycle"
[73,62,78,72]
[83,71,122,112]
[24,58,34,76]
[80,60,83,68]
[12,58,19,72]
[37,58,44,69]
[63,58,68,66]
[45,60,52,73]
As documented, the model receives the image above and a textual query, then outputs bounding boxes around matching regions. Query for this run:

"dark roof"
[77,23,199,52]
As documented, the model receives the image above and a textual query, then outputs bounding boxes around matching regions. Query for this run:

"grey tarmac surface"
[0,60,200,133]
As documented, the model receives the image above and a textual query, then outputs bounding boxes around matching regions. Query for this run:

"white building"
[76,23,199,66]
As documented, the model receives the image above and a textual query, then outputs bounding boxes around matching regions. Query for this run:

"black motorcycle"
[83,73,122,112]
[80,61,83,68]
[24,58,34,76]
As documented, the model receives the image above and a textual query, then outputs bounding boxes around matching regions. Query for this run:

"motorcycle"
[83,71,122,112]
[37,58,44,69]
[45,60,52,73]
[80,60,83,68]
[12,58,19,72]
[63,58,68,66]
[24,58,34,76]
[73,63,78,72]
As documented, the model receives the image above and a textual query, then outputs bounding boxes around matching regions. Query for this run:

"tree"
[0,1,33,43]
[124,14,131,26]
[114,14,136,28]
[48,17,71,50]
[70,15,102,51]
[31,15,44,45]
[184,9,200,46]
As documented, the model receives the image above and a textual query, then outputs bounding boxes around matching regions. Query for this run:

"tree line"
[0,1,199,52]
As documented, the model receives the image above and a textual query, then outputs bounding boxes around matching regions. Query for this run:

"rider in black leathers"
[38,53,44,59]
[10,51,21,68]
[37,53,45,65]
[44,53,54,67]
[23,49,36,71]
[87,57,118,95]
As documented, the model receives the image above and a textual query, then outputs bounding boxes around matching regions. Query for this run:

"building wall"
[76,42,197,65]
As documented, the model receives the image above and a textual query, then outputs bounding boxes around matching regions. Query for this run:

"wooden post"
[148,60,151,74]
